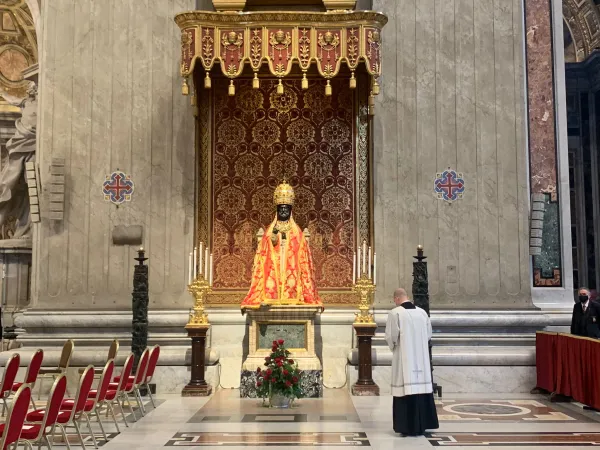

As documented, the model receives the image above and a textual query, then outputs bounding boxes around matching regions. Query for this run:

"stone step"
[347,345,535,366]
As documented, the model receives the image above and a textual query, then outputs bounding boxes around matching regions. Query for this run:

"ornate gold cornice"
[175,11,388,28]
[175,10,386,97]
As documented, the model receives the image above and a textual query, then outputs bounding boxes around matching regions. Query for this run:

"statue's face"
[277,204,292,221]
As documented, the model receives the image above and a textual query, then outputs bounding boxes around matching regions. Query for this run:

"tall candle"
[193,247,197,279]
[362,241,367,274]
[357,248,361,278]
[368,246,372,279]
[373,252,377,285]
[188,252,193,284]
[198,242,203,277]
[209,253,213,286]
[204,248,209,279]
[352,252,356,284]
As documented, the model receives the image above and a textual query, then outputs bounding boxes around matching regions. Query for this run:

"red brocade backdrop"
[211,77,356,290]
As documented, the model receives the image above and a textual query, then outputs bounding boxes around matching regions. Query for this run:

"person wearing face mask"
[570,287,600,338]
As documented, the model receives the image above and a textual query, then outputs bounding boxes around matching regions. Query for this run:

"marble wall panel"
[33,0,195,310]
[372,0,531,308]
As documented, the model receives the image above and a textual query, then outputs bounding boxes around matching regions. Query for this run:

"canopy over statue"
[241,182,322,310]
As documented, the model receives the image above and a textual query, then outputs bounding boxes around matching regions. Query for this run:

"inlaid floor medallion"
[165,431,370,447]
[427,432,600,446]
[437,399,589,422]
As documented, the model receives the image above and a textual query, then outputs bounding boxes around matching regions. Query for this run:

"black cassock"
[392,302,439,436]
[571,300,600,338]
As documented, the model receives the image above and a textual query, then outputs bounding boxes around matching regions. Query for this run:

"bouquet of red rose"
[256,339,302,404]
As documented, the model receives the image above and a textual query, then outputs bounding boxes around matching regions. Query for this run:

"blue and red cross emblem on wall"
[434,169,465,202]
[103,171,134,204]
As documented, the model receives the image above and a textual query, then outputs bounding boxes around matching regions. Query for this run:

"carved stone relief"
[563,0,600,63]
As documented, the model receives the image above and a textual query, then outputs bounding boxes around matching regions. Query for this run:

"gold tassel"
[276,79,284,95]
[182,77,189,95]
[301,73,308,90]
[368,93,375,115]
[349,72,356,89]
[325,79,332,96]
[252,73,260,89]
[372,77,380,95]
[228,79,235,96]
[204,73,211,89]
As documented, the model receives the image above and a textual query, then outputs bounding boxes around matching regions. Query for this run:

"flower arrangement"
[256,339,302,406]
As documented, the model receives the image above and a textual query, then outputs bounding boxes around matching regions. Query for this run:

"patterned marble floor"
[65,390,600,450]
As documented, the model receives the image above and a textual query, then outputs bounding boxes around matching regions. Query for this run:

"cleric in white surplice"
[384,288,439,436]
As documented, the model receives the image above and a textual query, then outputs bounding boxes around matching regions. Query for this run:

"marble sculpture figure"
[0,83,37,239]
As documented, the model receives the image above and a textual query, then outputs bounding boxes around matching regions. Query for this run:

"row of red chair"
[0,345,160,449]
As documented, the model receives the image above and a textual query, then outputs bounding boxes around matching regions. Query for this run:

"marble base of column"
[351,323,379,396]
[181,325,213,397]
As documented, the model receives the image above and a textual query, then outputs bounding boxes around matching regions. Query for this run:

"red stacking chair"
[141,345,160,408]
[110,349,149,419]
[28,366,95,450]
[0,353,20,416]
[20,375,68,449]
[97,353,134,429]
[38,339,74,399]
[0,384,32,450]
[11,349,43,409]
[78,339,119,378]
[63,359,114,444]
[114,346,160,410]
[109,352,142,423]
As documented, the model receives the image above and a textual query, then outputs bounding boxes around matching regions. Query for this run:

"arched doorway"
[564,0,600,294]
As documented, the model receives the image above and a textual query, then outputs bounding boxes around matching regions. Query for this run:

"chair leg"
[107,402,121,433]
[37,377,43,400]
[134,388,146,416]
[2,396,7,417]
[94,409,108,441]
[44,434,53,450]
[57,424,72,450]
[30,397,37,410]
[125,394,136,420]
[83,413,98,449]
[146,384,156,408]
[115,398,129,427]
[73,420,87,449]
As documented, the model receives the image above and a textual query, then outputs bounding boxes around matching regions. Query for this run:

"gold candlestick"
[186,275,211,328]
[353,275,376,324]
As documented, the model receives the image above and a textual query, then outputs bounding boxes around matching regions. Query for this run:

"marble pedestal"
[240,305,323,397]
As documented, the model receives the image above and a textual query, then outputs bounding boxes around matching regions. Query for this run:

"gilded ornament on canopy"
[175,11,387,97]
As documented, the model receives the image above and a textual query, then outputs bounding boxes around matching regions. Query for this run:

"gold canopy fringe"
[372,77,380,95]
[301,73,308,90]
[349,72,356,89]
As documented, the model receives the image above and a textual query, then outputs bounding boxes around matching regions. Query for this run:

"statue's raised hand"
[271,229,279,246]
